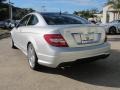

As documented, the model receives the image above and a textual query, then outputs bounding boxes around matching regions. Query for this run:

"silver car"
[11,12,110,70]
[104,20,120,34]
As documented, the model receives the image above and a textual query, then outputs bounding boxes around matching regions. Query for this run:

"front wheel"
[27,43,39,70]
[11,39,17,49]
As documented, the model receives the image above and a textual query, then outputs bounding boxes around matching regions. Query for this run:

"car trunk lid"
[57,24,105,47]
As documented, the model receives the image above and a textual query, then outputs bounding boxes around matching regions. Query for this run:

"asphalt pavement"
[0,36,120,90]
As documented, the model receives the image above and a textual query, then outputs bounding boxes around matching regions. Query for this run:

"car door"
[12,15,31,49]
[20,15,39,52]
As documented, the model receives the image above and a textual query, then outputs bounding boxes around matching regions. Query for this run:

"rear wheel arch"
[27,41,36,51]
[27,42,39,70]
[27,42,38,61]
[109,26,117,34]
[26,37,38,52]
[109,26,116,29]
[27,42,32,50]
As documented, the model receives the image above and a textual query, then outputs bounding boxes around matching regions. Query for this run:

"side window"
[18,15,31,27]
[27,15,38,25]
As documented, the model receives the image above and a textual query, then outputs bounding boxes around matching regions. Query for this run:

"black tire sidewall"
[11,38,17,49]
[109,27,116,34]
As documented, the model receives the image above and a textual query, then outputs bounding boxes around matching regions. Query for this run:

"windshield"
[41,13,90,25]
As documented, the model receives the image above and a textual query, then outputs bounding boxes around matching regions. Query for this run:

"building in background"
[89,5,120,24]
[102,5,120,24]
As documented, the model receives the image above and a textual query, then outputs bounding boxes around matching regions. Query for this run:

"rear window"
[41,13,89,25]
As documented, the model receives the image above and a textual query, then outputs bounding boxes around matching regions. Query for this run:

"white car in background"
[104,20,120,34]
[11,12,110,70]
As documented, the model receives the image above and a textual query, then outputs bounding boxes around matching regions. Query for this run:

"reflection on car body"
[11,12,110,70]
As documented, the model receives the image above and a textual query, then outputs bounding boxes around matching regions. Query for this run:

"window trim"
[17,15,32,28]
[41,13,90,25]
[26,15,32,26]
[27,15,39,26]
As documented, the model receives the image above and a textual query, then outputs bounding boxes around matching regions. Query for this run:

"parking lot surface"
[0,36,120,90]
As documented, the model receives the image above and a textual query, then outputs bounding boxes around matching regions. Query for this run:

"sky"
[10,0,107,13]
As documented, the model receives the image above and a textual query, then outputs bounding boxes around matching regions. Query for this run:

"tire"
[27,43,39,70]
[11,39,17,49]
[109,27,117,34]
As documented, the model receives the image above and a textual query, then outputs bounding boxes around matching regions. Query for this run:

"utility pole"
[8,0,13,20]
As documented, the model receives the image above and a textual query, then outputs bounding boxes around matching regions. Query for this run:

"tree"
[90,8,99,14]
[106,0,120,19]
[73,9,97,19]
[0,3,9,20]
[13,8,35,20]
[0,0,6,3]
[0,2,35,20]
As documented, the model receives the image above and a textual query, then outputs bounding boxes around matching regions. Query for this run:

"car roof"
[34,12,72,16]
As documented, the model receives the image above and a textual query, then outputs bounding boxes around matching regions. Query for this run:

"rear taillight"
[44,34,68,47]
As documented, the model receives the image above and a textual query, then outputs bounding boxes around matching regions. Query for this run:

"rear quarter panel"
[20,26,60,56]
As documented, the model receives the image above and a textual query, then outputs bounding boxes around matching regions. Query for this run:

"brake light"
[44,34,68,47]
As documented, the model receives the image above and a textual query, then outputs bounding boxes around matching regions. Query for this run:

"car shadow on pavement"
[36,49,120,88]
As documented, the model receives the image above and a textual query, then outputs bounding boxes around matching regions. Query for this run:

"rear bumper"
[58,54,110,67]
[37,42,110,68]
